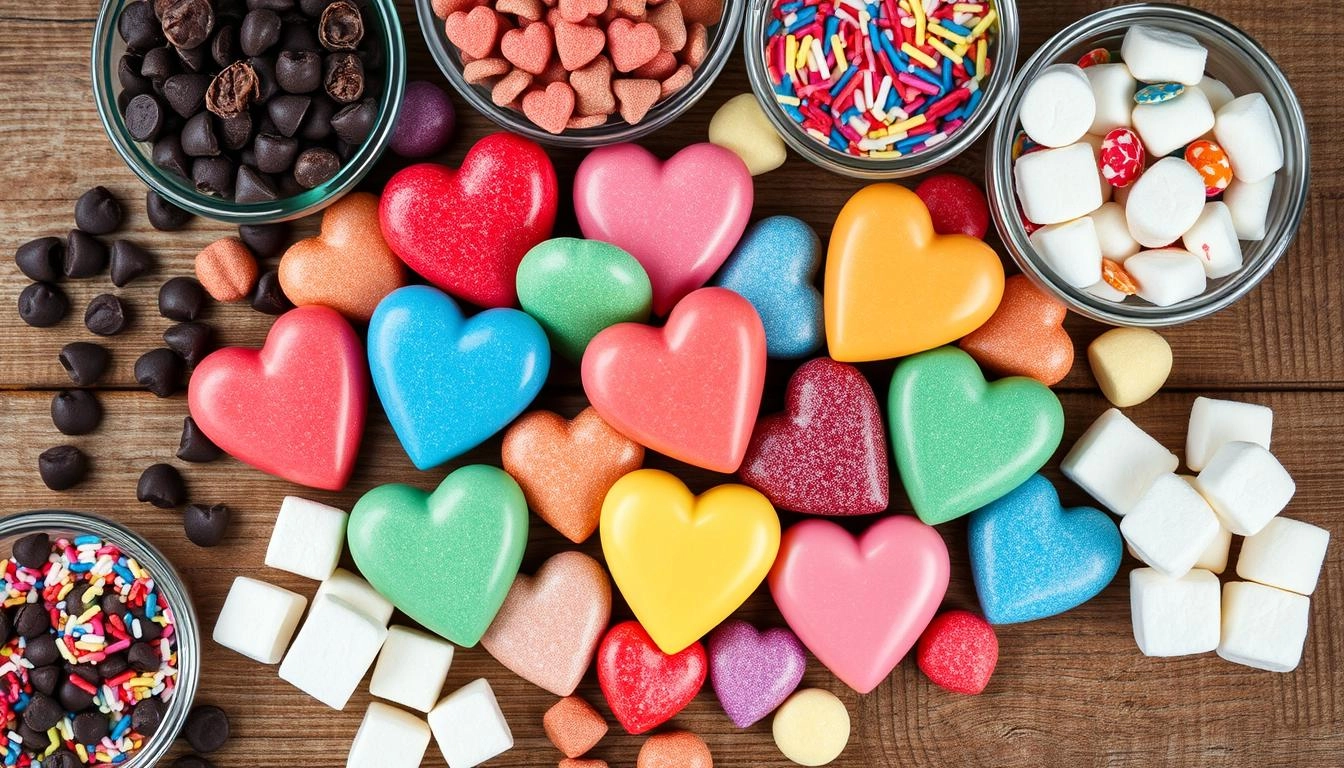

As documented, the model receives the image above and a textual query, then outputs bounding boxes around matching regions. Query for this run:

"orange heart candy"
[501,406,644,543]
[824,184,1004,362]
[278,192,406,322]
[959,274,1074,386]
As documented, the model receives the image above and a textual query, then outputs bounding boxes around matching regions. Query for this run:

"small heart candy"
[555,19,606,70]
[571,55,616,116]
[645,0,685,50]
[501,21,554,75]
[916,610,998,695]
[959,274,1074,386]
[445,6,504,60]
[278,192,406,322]
[613,78,660,124]
[522,81,577,134]
[711,215,822,359]
[497,0,544,20]
[559,0,608,22]
[606,18,661,72]
[597,620,706,735]
[707,619,806,728]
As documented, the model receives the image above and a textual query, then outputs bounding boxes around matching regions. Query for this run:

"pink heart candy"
[501,21,554,75]
[555,19,606,70]
[559,0,608,21]
[606,17,661,72]
[445,6,504,60]
[522,81,576,134]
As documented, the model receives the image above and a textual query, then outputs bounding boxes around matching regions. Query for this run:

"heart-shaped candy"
[368,285,550,471]
[601,469,780,654]
[347,465,529,646]
[278,192,406,322]
[825,183,1004,361]
[959,275,1074,386]
[915,610,998,695]
[769,516,949,693]
[888,347,1064,526]
[559,0,608,22]
[597,620,707,735]
[500,407,644,543]
[582,287,765,473]
[711,216,823,359]
[706,619,806,728]
[479,551,612,696]
[444,6,504,60]
[187,306,366,491]
[708,93,788,176]
[575,143,752,315]
[522,81,577,135]
[501,21,554,75]
[913,173,990,239]
[380,133,558,308]
[739,357,888,516]
[606,18,661,72]
[555,20,606,70]
[968,474,1122,624]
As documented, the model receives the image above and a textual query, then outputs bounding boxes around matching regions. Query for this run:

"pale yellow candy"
[772,688,850,766]
[1087,328,1172,407]
[708,94,787,176]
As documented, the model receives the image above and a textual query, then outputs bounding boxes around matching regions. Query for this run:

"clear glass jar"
[91,0,407,224]
[985,3,1310,326]
[0,510,201,767]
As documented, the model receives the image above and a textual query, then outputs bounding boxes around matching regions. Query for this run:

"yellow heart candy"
[601,469,781,655]
[824,183,1005,362]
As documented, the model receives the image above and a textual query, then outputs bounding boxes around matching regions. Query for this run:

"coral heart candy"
[597,620,707,735]
[707,619,807,729]
[278,192,406,322]
[187,305,367,491]
[916,610,999,695]
[958,274,1074,386]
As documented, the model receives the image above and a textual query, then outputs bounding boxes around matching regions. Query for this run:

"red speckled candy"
[379,133,558,308]
[958,274,1074,386]
[739,358,889,515]
[916,610,998,695]
[914,173,990,239]
[597,620,707,735]
[1099,127,1145,188]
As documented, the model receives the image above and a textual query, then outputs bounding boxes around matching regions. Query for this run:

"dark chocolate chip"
[276,49,321,93]
[298,93,334,140]
[267,93,310,136]
[153,134,193,179]
[161,0,216,49]
[163,321,215,366]
[0,611,8,645]
[15,603,51,638]
[299,0,337,16]
[235,165,279,203]
[41,750,81,768]
[176,41,212,72]
[72,711,111,745]
[119,54,153,97]
[135,349,185,397]
[29,666,60,697]
[84,293,130,336]
[293,146,340,188]
[173,755,215,768]
[164,73,212,117]
[12,533,50,569]
[132,698,167,738]
[254,132,298,174]
[24,635,60,668]
[147,189,194,230]
[181,111,221,156]
[110,240,155,286]
[193,156,236,198]
[59,342,110,386]
[134,611,164,641]
[218,112,254,150]
[323,51,364,103]
[140,46,179,85]
[137,463,186,508]
[250,55,280,102]
[98,652,130,679]
[22,693,63,732]
[238,221,291,258]
[159,275,208,320]
[128,642,162,672]
[58,679,95,712]
[65,230,109,278]
[51,390,103,435]
[210,23,240,68]
[240,8,283,56]
[18,282,69,327]
[250,269,292,314]
[319,1,363,51]
[124,93,167,142]
[178,416,223,462]
[279,19,320,52]
[184,705,230,753]
[74,186,124,235]
[101,593,127,616]
[206,60,260,118]
[184,503,231,546]
[330,97,375,145]
[119,1,165,53]
[15,237,63,282]
[37,445,89,491]
[65,582,92,611]
[249,0,295,10]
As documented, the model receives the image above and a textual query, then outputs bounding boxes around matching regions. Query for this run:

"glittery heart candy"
[522,81,577,134]
[606,18,661,72]
[501,21,554,75]
[916,610,998,695]
[278,192,406,322]
[711,215,823,360]
[1100,127,1145,188]
[706,619,807,728]
[958,275,1074,386]
[555,19,606,70]
[188,306,367,491]
[597,620,707,735]
[444,6,504,60]
[559,0,608,22]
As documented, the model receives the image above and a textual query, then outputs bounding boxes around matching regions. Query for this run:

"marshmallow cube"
[1194,441,1295,536]
[1214,93,1285,183]
[1019,63,1096,148]
[1086,279,1129,303]
[265,496,349,581]
[1181,202,1244,279]
[1217,581,1311,672]
[1195,76,1236,112]
[1029,218,1103,288]
[1223,174,1275,240]
[1084,63,1137,134]
[1078,132,1113,202]
[315,568,395,626]
[1121,25,1209,85]
[1237,517,1330,595]
[1091,202,1141,261]
[279,596,389,710]
[347,703,433,768]
[1129,568,1221,657]
[1015,143,1105,225]
[429,679,514,768]
[1061,408,1179,516]
[1125,249,1208,307]
[1190,492,1233,574]
[1121,474,1221,578]
[1125,157,1207,248]
[1186,396,1273,472]
[213,577,307,665]
[1132,87,1216,157]
[370,626,456,713]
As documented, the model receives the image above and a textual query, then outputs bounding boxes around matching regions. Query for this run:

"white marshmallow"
[315,568,395,627]
[1078,132,1113,202]
[1125,157,1206,248]
[1028,218,1103,288]
[265,496,349,581]
[348,703,433,768]
[1120,474,1221,578]
[279,595,389,710]
[1193,441,1295,536]
[1214,93,1285,183]
[1091,202,1141,261]
[1085,279,1129,303]
[1061,408,1179,516]
[1084,63,1136,134]
[1194,76,1235,112]
[1217,581,1311,672]
[1181,202,1244,279]
[1129,568,1221,657]
[370,626,456,713]
[1186,396,1273,472]
[1019,63,1096,148]
[1015,143,1105,225]
[1196,521,1234,574]
[1223,174,1275,240]
[429,679,514,768]
[1121,25,1209,85]
[1236,517,1330,595]
[1125,249,1207,307]
[213,577,307,665]
[1132,86,1215,157]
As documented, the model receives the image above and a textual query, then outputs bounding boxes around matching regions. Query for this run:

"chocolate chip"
[119,54,152,97]
[18,282,69,327]
[293,146,339,188]
[42,750,80,768]
[299,93,334,140]
[65,582,93,611]
[38,445,89,490]
[110,240,155,286]
[128,642,162,672]
[134,611,164,641]
[241,8,283,56]
[161,0,215,49]
[51,390,103,435]
[0,612,8,645]
[59,342,110,386]
[330,97,374,144]
[137,463,186,508]
[163,321,215,366]
[211,23,240,68]
[141,46,179,85]
[132,698,167,737]
[280,19,320,52]
[124,93,167,142]
[160,276,208,320]
[172,756,216,768]
[238,221,291,258]
[119,2,165,53]
[24,635,60,667]
[254,132,298,173]
[65,230,109,278]
[178,416,223,461]
[147,189,194,230]
[15,237,63,282]
[84,294,130,336]
[164,73,212,117]
[12,533,50,569]
[184,705,230,753]
[206,60,260,118]
[323,51,363,103]
[267,93,310,136]
[153,134,193,178]
[276,49,321,93]
[72,711,110,745]
[250,0,296,11]
[300,0,337,16]
[181,111,221,156]
[22,693,63,732]
[101,594,126,617]
[250,269,292,314]
[135,348,185,397]
[29,666,60,696]
[74,187,123,235]
[15,603,50,638]
[98,652,130,679]
[184,503,230,546]
[249,55,280,102]
[193,156,237,197]
[235,165,279,203]
[319,1,363,51]
[218,112,254,150]
[58,679,95,712]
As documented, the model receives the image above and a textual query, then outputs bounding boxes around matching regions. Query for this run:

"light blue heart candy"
[368,285,550,471]
[968,474,1122,625]
[712,216,823,359]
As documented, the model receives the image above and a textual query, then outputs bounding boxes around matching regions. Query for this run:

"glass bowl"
[985,3,1310,326]
[743,0,1019,178]
[91,0,407,224]
[0,510,201,767]
[415,0,745,147]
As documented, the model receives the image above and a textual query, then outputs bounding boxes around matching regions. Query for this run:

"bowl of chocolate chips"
[92,0,406,224]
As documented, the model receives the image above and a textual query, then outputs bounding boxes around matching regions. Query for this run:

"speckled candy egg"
[390,81,456,158]
[1099,127,1145,188]
[1185,139,1234,196]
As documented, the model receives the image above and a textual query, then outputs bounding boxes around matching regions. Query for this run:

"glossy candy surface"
[914,173,991,239]
[958,274,1074,386]
[279,192,406,322]
[916,610,999,695]
[597,620,707,735]
[711,216,823,360]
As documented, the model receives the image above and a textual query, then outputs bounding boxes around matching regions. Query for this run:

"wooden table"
[1,1,1340,765]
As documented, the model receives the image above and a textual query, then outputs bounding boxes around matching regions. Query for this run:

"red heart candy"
[606,18,661,72]
[444,6,505,60]
[555,19,606,70]
[958,274,1074,386]
[500,21,554,75]
[187,306,368,491]
[914,173,990,239]
[916,610,999,695]
[582,287,766,473]
[739,358,889,515]
[597,620,706,735]
[380,133,558,308]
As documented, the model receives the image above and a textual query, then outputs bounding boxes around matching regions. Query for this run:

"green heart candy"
[348,464,529,647]
[888,346,1064,526]
[516,237,653,362]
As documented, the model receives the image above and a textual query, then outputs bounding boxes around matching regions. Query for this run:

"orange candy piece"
[278,192,406,322]
[544,696,609,758]
[637,731,714,768]
[1185,139,1234,196]
[196,236,258,302]
[560,760,609,768]
[1101,258,1138,295]
[958,274,1074,386]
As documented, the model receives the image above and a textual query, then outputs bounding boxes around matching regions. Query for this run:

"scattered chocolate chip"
[218,112,254,150]
[141,45,179,85]
[18,282,69,327]
[181,111,221,156]
[12,533,50,569]
[184,705,230,753]
[319,1,363,51]
[234,165,278,203]
[128,642,162,672]
[172,756,216,768]
[23,635,59,667]
[124,93,167,142]
[163,321,215,366]
[59,342,110,386]
[99,652,131,679]
[84,293,130,336]
[137,463,186,508]
[250,268,292,314]
[15,237,63,282]
[100,593,126,617]
[205,59,260,118]
[251,0,297,11]
[64,230,109,278]
[267,93,310,137]
[330,96,374,144]
[147,189,194,230]
[300,0,337,16]
[119,54,152,97]
[293,146,339,188]
[110,240,155,286]
[241,8,283,56]
[58,676,96,711]
[152,134,193,178]
[178,416,223,461]
[276,49,321,93]
[323,51,363,103]
[22,693,63,732]
[37,445,89,490]
[161,0,215,49]
[15,603,51,638]
[74,187,124,235]
[72,712,111,745]
[119,1,165,53]
[164,72,212,117]
[193,156,236,197]
[135,348,185,397]
[280,20,320,53]
[184,503,231,546]
[0,612,8,645]
[29,666,60,696]
[238,221,291,258]
[51,390,103,435]
[132,698,167,738]
[159,275,208,320]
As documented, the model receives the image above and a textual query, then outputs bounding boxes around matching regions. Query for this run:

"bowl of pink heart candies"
[985,3,1309,326]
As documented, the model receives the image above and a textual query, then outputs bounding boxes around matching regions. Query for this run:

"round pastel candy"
[914,173,990,239]
[391,81,456,158]
[916,610,999,695]
[1185,139,1234,196]
[772,689,850,766]
[1134,82,1185,104]
[1099,127,1145,188]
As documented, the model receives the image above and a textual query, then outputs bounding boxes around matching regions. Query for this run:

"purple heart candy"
[707,619,807,728]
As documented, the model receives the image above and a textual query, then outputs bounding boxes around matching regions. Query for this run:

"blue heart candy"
[712,216,823,359]
[968,474,1122,624]
[368,285,550,470]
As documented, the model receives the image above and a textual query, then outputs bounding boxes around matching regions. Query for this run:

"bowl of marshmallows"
[985,3,1309,326]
